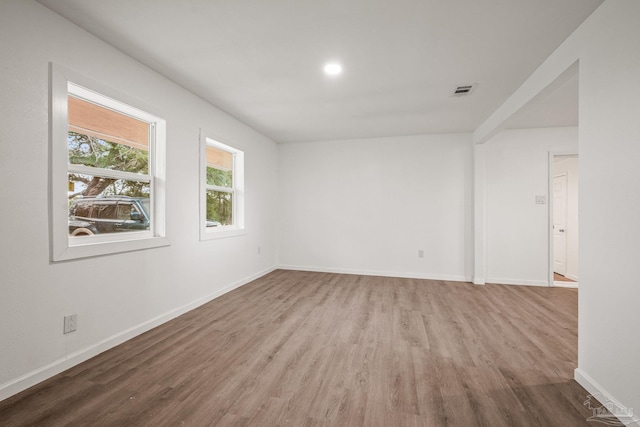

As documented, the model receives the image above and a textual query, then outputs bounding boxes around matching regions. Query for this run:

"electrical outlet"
[63,314,77,334]
[418,249,424,258]
[257,246,261,255]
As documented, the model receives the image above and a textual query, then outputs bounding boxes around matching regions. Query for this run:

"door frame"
[552,172,568,277]
[548,151,579,288]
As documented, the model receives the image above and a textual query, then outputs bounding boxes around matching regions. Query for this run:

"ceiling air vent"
[453,85,475,96]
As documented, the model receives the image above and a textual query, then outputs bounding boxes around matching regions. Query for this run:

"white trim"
[202,227,247,240]
[548,152,554,288]
[278,265,555,288]
[548,151,579,289]
[49,63,168,261]
[50,63,72,261]
[553,281,578,289]
[575,368,640,427]
[57,236,170,260]
[278,264,471,282]
[473,144,488,286]
[485,277,550,287]
[67,164,151,183]
[206,184,233,194]
[0,266,277,402]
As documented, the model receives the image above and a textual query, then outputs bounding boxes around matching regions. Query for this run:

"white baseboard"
[575,368,639,426]
[485,277,550,287]
[0,266,276,402]
[278,264,471,283]
[553,281,578,289]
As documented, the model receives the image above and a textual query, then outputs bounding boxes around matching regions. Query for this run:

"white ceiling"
[38,0,601,143]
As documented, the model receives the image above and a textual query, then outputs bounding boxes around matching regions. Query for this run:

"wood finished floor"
[554,273,576,283]
[0,270,597,426]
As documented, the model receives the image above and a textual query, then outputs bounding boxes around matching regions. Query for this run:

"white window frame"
[50,63,169,261]
[200,131,245,240]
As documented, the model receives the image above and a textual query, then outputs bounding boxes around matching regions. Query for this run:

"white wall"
[482,127,578,286]
[0,0,278,399]
[278,134,473,281]
[553,156,579,281]
[576,0,640,419]
[475,0,640,421]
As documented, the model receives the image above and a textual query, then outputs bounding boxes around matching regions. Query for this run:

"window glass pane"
[71,201,92,219]
[140,199,151,216]
[68,173,150,199]
[206,189,233,226]
[206,166,233,188]
[68,196,150,238]
[116,203,134,220]
[68,96,149,175]
[67,132,149,175]
[95,203,117,219]
[68,174,151,236]
[205,145,232,187]
[68,96,149,150]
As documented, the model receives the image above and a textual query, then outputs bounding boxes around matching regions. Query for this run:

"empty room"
[1,0,639,426]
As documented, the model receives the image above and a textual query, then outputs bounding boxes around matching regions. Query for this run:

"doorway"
[550,153,579,288]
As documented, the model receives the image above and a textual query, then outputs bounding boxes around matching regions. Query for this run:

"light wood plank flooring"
[554,273,576,283]
[0,270,597,426]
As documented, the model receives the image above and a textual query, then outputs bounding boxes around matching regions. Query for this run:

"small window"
[200,133,245,240]
[50,63,168,261]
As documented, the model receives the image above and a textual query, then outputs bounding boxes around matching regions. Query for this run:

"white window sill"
[200,227,246,241]
[53,236,170,261]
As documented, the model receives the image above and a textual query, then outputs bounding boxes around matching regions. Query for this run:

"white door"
[553,173,568,276]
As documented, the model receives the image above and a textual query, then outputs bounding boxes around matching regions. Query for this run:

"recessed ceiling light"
[324,63,342,76]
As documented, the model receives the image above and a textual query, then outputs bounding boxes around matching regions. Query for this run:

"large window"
[50,63,168,261]
[200,133,244,240]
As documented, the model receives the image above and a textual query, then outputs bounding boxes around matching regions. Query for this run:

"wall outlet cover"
[63,314,77,334]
